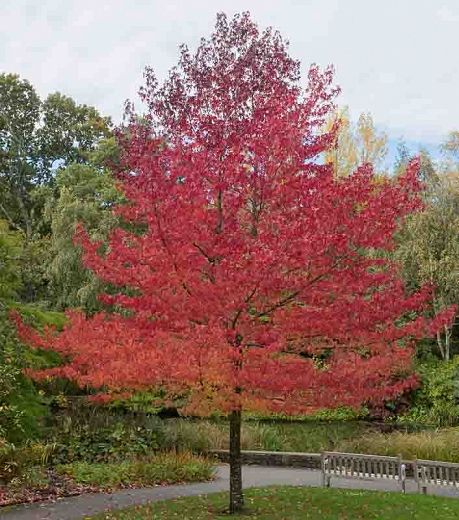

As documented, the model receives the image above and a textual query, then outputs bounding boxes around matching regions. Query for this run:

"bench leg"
[422,485,427,495]
[321,472,331,488]
[400,463,406,494]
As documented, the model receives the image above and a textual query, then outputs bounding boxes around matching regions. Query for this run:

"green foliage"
[16,236,53,304]
[0,343,24,441]
[37,92,112,169]
[3,373,47,442]
[400,358,459,426]
[0,73,111,241]
[11,303,65,361]
[397,175,459,301]
[0,438,55,484]
[44,408,374,461]
[244,406,366,422]
[0,309,46,442]
[47,408,164,464]
[5,465,49,492]
[88,136,121,168]
[0,220,22,300]
[12,303,67,330]
[0,440,211,492]
[395,167,459,360]
[109,390,166,414]
[0,74,113,306]
[45,162,122,311]
[311,407,368,421]
[0,74,40,154]
[56,452,213,488]
[0,299,66,442]
[89,486,459,519]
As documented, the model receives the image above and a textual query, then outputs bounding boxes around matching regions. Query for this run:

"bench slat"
[415,458,459,491]
[322,451,400,461]
[322,451,403,483]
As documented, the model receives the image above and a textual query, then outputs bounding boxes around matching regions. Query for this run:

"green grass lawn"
[90,486,459,519]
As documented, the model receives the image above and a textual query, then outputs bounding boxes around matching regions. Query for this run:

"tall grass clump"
[161,420,270,452]
[160,419,367,453]
[57,451,214,488]
[340,428,459,462]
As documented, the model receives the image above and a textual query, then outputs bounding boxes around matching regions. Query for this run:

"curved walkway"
[4,465,459,520]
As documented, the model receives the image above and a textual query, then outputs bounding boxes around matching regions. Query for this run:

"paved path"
[3,465,459,520]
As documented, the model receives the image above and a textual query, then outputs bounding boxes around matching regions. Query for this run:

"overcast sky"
[2,0,458,151]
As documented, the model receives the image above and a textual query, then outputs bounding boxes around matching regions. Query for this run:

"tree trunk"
[445,325,452,362]
[229,409,243,514]
[437,327,453,362]
[437,331,446,361]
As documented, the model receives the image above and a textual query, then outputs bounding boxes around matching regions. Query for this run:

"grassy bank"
[0,452,213,507]
[160,418,372,453]
[56,452,214,488]
[47,410,459,462]
[341,427,459,462]
[44,409,374,461]
[163,419,459,463]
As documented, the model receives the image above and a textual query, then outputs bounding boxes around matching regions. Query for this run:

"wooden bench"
[414,459,459,494]
[321,451,406,492]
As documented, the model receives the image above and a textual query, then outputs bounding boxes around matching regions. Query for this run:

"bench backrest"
[322,451,403,480]
[415,459,459,488]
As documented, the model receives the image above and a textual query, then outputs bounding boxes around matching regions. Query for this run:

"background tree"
[0,73,111,241]
[394,141,437,184]
[0,76,117,440]
[0,74,40,239]
[0,73,112,303]
[45,139,122,312]
[396,177,459,360]
[0,221,47,441]
[395,138,459,361]
[442,130,459,161]
[325,107,388,177]
[0,220,22,302]
[17,13,452,514]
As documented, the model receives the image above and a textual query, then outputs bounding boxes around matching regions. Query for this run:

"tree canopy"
[16,12,454,513]
[0,73,111,240]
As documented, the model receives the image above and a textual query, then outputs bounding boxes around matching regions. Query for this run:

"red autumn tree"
[16,12,454,513]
